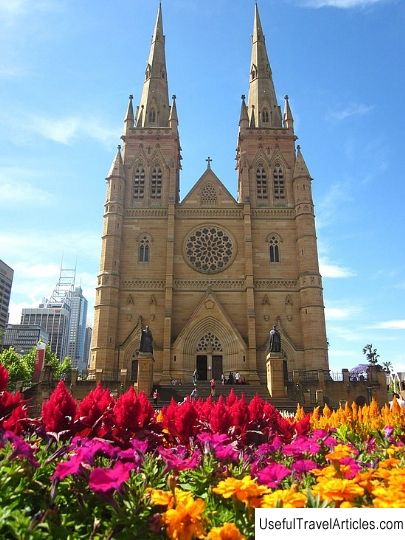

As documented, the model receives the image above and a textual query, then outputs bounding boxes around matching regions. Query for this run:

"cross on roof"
[206,156,212,169]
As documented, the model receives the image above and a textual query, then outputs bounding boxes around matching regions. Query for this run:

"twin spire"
[125,3,293,132]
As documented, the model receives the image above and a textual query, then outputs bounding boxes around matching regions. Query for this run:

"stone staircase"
[151,381,301,412]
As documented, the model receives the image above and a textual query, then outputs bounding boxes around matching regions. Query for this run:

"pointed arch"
[151,162,163,199]
[266,232,282,263]
[133,162,145,200]
[137,232,153,263]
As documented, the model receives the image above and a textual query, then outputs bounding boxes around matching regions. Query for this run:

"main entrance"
[212,355,223,380]
[196,354,223,381]
[196,355,207,381]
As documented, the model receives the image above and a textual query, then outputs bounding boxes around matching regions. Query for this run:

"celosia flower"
[158,445,201,471]
[163,491,205,540]
[213,476,268,507]
[113,386,154,435]
[256,463,290,488]
[261,486,307,508]
[2,404,27,434]
[0,363,9,391]
[41,381,77,433]
[207,522,247,540]
[89,461,135,493]
[75,383,115,436]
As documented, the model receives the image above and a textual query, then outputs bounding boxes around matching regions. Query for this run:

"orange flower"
[163,491,205,540]
[261,486,306,508]
[207,523,247,540]
[147,488,174,507]
[213,476,268,507]
[326,444,353,461]
[313,478,364,506]
[312,465,339,479]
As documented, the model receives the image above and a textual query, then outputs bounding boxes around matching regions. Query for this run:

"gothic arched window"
[133,167,145,200]
[256,165,268,200]
[273,164,285,200]
[148,109,156,123]
[268,234,281,263]
[138,235,151,263]
[151,166,162,199]
[262,109,269,124]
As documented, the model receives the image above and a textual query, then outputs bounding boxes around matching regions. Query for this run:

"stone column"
[136,352,154,396]
[266,352,287,398]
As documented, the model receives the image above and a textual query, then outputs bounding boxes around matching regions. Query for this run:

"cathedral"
[90,4,329,386]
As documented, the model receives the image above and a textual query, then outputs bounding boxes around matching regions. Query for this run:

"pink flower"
[283,436,320,457]
[89,461,135,493]
[291,459,318,475]
[256,462,290,488]
[2,430,39,467]
[158,445,201,471]
[197,432,239,462]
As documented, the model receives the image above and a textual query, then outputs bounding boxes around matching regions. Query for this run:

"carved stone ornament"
[184,225,236,274]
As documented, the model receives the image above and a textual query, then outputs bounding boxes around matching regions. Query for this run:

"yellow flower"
[261,486,306,508]
[326,444,353,461]
[372,486,405,508]
[164,492,205,540]
[147,488,174,508]
[313,478,364,506]
[213,476,268,507]
[207,523,247,540]
[312,465,338,478]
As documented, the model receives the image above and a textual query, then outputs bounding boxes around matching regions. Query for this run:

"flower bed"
[1,364,405,539]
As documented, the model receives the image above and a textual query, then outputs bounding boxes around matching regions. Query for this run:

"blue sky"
[1,0,404,373]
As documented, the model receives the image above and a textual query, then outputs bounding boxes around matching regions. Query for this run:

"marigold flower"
[313,478,364,505]
[148,488,174,508]
[213,476,268,507]
[261,486,306,508]
[207,522,247,540]
[163,492,205,540]
[326,444,354,461]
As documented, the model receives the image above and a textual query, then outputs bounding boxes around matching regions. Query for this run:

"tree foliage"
[362,344,380,365]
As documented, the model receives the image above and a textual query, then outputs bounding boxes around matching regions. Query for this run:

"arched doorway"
[196,332,223,380]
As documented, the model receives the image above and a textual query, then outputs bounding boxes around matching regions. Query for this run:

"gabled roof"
[180,167,238,207]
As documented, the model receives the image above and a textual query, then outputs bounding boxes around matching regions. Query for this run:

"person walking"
[210,378,216,398]
[153,388,158,406]
[192,369,198,384]
[190,385,198,401]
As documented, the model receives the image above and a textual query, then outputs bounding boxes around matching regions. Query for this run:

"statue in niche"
[267,325,281,353]
[139,325,153,354]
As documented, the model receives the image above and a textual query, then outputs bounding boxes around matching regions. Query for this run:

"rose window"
[184,225,235,274]
[196,332,222,352]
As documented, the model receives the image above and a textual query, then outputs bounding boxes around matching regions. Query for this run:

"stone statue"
[267,325,281,353]
[140,325,153,353]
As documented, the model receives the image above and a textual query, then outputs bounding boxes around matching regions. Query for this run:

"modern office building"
[67,287,88,371]
[3,324,49,355]
[0,259,14,347]
[84,326,93,371]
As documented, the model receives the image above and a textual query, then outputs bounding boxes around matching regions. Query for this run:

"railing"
[329,372,344,382]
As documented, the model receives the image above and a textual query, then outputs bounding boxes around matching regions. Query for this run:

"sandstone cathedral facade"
[90,4,329,386]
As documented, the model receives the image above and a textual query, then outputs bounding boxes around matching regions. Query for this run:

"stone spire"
[136,3,170,128]
[107,145,124,179]
[239,94,249,128]
[168,94,178,128]
[247,3,281,128]
[294,145,311,178]
[283,95,294,131]
[124,94,134,133]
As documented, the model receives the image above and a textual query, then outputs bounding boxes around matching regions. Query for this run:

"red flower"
[42,381,77,433]
[0,390,25,421]
[209,397,232,434]
[113,387,154,436]
[76,383,115,437]
[161,399,198,443]
[229,395,249,433]
[0,364,9,391]
[2,404,27,434]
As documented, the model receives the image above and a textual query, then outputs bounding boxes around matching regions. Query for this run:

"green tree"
[0,347,30,389]
[363,344,380,365]
[382,361,393,374]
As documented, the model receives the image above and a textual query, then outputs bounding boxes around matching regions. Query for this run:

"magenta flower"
[158,446,201,471]
[291,459,318,475]
[256,462,290,487]
[197,432,239,462]
[312,429,337,448]
[89,461,135,494]
[283,436,320,457]
[3,431,39,467]
[340,457,361,479]
[52,455,84,480]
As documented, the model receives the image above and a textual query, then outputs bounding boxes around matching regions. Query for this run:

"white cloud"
[0,167,53,204]
[316,182,354,229]
[320,261,356,278]
[298,0,387,8]
[0,0,61,21]
[373,320,405,330]
[26,114,120,146]
[325,307,356,320]
[328,103,374,121]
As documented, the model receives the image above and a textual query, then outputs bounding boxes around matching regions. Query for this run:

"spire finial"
[206,156,212,169]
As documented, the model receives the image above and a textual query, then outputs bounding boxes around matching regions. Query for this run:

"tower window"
[151,167,162,199]
[273,165,285,200]
[148,109,156,123]
[268,235,281,263]
[256,165,268,200]
[133,167,145,199]
[262,109,269,123]
[139,236,150,262]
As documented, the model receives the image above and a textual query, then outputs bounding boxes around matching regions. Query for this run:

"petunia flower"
[256,463,290,488]
[2,430,39,467]
[89,461,135,493]
[291,459,318,475]
[158,445,201,471]
[283,436,320,457]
